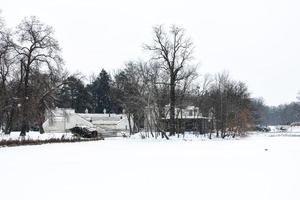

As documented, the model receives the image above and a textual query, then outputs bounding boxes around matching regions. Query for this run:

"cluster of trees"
[248,94,300,125]
[251,99,300,125]
[57,69,114,114]
[193,72,252,138]
[116,26,254,138]
[266,103,300,125]
[0,15,65,135]
[1,13,280,138]
[56,25,254,138]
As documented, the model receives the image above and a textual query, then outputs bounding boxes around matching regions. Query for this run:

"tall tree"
[87,69,111,113]
[113,63,146,134]
[145,25,194,136]
[0,16,16,133]
[15,16,63,136]
[30,69,68,133]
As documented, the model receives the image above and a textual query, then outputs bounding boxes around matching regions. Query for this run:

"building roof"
[162,105,210,120]
[163,116,211,120]
[291,122,300,126]
[78,113,124,123]
[50,108,126,125]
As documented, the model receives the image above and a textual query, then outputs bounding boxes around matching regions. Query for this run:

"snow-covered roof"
[161,105,210,120]
[47,108,76,117]
[163,115,210,120]
[78,113,124,123]
[48,108,126,125]
[185,106,198,110]
[291,122,300,126]
[92,120,122,125]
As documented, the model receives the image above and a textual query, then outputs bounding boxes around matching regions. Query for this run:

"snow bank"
[0,131,73,141]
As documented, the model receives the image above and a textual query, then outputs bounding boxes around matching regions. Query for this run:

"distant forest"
[252,99,300,125]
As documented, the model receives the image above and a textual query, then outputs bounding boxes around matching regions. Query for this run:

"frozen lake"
[0,133,299,200]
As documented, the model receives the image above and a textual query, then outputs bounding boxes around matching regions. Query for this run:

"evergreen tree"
[58,76,91,113]
[87,69,112,113]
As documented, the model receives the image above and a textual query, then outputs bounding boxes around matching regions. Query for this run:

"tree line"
[251,98,300,126]
[0,14,275,137]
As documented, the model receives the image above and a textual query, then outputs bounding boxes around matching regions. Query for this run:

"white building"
[291,122,300,127]
[43,108,131,136]
[164,105,206,119]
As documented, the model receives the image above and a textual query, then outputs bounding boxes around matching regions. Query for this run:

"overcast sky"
[1,0,300,106]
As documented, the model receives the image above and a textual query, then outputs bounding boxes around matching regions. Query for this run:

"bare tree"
[112,62,147,135]
[31,69,68,133]
[0,16,16,133]
[206,72,252,138]
[14,16,63,136]
[137,61,170,139]
[145,25,194,136]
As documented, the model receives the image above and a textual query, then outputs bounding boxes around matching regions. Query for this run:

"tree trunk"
[39,122,45,134]
[4,108,14,135]
[146,115,154,138]
[127,113,133,135]
[162,131,169,140]
[20,66,30,136]
[169,75,176,136]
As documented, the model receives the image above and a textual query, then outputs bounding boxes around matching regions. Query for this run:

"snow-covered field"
[0,133,300,200]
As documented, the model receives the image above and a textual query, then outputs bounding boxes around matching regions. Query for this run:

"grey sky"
[1,0,300,106]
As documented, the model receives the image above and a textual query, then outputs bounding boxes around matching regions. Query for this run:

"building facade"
[43,108,132,136]
[144,105,213,134]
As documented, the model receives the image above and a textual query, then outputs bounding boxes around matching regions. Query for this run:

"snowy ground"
[0,133,300,200]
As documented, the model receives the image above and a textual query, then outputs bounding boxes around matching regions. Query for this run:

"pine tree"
[58,76,91,113]
[87,69,112,113]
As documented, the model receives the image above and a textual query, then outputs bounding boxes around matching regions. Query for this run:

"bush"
[69,126,103,139]
[0,137,103,148]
